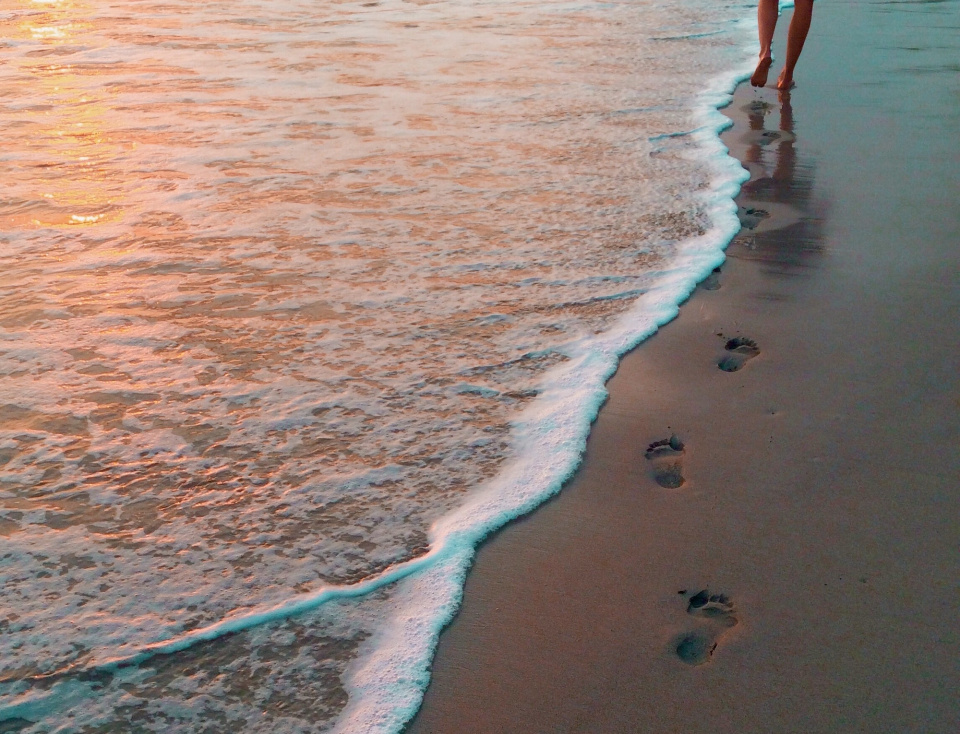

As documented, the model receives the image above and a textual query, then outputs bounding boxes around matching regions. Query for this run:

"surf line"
[648,126,705,142]
[11,541,461,687]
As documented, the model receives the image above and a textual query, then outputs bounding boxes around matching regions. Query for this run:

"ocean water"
[0,0,755,731]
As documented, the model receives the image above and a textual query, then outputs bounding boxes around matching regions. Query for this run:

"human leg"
[751,0,780,87]
[777,0,814,90]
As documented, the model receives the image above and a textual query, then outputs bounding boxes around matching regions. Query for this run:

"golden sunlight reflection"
[6,0,124,229]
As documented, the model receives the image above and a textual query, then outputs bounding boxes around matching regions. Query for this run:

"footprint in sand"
[741,128,795,147]
[718,337,760,372]
[737,205,771,231]
[687,589,739,627]
[701,266,722,291]
[644,434,685,488]
[743,99,775,115]
[675,589,739,666]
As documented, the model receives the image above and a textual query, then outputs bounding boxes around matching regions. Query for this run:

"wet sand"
[406,1,960,732]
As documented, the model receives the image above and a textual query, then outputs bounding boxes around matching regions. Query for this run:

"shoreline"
[405,1,960,731]
[337,19,762,732]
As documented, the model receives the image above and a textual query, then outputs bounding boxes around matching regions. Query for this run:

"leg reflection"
[728,86,824,276]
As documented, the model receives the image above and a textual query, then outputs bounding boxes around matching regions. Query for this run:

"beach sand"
[405,1,960,732]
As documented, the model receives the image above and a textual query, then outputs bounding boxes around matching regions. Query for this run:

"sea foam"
[334,63,758,734]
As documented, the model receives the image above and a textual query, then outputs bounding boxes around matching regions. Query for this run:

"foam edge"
[333,33,762,734]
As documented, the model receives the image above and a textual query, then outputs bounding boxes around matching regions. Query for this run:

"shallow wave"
[0,0,753,730]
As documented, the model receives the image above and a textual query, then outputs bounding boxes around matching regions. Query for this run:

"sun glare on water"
[7,0,124,229]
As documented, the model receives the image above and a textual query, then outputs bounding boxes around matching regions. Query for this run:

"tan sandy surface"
[405,1,960,732]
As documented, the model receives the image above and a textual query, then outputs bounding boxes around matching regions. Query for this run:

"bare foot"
[751,56,773,87]
[776,68,795,90]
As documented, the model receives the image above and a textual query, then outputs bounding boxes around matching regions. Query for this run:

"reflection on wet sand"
[727,89,825,278]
